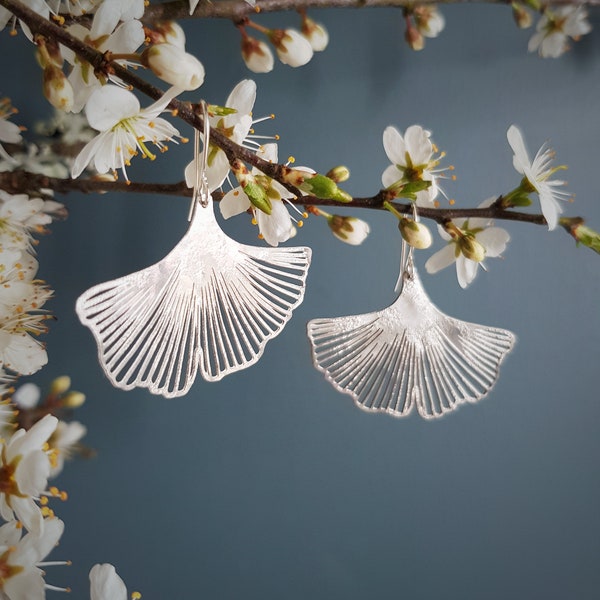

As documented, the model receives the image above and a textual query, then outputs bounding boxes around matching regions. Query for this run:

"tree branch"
[0,170,552,226]
[142,0,599,25]
[2,0,599,252]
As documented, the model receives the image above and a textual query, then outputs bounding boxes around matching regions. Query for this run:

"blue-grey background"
[2,5,600,598]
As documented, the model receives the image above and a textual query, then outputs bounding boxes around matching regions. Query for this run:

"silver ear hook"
[395,202,418,294]
[188,101,210,222]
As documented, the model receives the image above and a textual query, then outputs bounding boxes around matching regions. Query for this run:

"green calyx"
[502,180,534,208]
[387,179,431,200]
[208,104,237,117]
[244,182,272,215]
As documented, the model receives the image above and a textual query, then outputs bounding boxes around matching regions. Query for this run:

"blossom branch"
[143,0,600,24]
[0,0,598,253]
[0,0,311,189]
[0,170,551,224]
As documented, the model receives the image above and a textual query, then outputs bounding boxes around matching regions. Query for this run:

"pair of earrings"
[77,107,514,417]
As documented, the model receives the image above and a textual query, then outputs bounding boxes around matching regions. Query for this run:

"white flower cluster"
[239,12,329,73]
[382,123,570,288]
[0,190,63,378]
[1,0,204,183]
[528,6,591,58]
[0,405,142,598]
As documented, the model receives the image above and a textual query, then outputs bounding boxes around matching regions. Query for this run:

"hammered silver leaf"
[307,265,515,419]
[77,202,311,397]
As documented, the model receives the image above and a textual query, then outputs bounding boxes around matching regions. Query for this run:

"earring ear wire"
[188,101,210,222]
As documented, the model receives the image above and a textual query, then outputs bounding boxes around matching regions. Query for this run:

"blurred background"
[1,4,600,598]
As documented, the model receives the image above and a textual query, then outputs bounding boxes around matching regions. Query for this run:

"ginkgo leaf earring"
[77,102,311,397]
[307,229,515,419]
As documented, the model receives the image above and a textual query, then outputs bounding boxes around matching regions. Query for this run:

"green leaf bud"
[244,182,272,215]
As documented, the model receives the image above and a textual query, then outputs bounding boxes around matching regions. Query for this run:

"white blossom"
[528,7,591,58]
[382,124,443,207]
[507,125,570,230]
[0,0,50,42]
[0,415,58,534]
[0,98,23,165]
[63,3,145,113]
[185,79,257,191]
[0,144,70,179]
[0,517,66,599]
[72,85,183,180]
[48,420,87,477]
[0,249,50,376]
[0,190,61,249]
[220,144,296,247]
[425,199,510,288]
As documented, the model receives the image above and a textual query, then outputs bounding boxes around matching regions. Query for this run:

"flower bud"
[269,28,314,67]
[328,215,370,245]
[43,65,74,112]
[326,165,350,183]
[62,391,86,408]
[413,6,446,38]
[459,234,486,262]
[142,44,205,91]
[561,217,600,254]
[405,24,424,51]
[399,218,432,249]
[298,173,352,203]
[301,15,329,52]
[12,383,40,409]
[241,36,274,73]
[511,3,532,29]
[148,21,186,48]
[49,375,71,396]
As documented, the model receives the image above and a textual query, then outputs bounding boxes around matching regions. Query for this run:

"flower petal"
[0,520,21,547]
[425,244,456,274]
[537,184,563,230]
[85,86,140,131]
[476,227,510,257]
[507,125,529,174]
[382,126,406,166]
[4,570,44,600]
[256,200,292,246]
[404,125,432,165]
[225,79,256,121]
[456,256,478,288]
[90,564,128,600]
[220,188,251,219]
[100,19,145,54]
[381,164,403,189]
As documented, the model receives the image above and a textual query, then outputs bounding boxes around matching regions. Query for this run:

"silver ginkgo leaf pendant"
[77,197,311,397]
[77,109,311,398]
[307,255,515,419]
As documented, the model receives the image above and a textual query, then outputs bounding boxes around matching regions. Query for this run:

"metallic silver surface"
[76,199,311,397]
[307,257,515,419]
